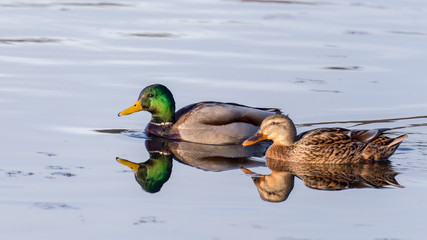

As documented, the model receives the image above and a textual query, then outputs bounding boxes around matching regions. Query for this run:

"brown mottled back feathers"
[267,127,407,164]
[350,128,390,142]
[297,128,351,145]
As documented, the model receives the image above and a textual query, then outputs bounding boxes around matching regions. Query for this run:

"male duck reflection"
[242,158,402,203]
[117,153,172,194]
[118,84,280,145]
[117,137,266,193]
[243,114,407,164]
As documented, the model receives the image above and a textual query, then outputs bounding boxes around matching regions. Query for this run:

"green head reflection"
[116,152,172,193]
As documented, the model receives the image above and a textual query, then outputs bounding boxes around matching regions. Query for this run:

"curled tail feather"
[387,134,408,147]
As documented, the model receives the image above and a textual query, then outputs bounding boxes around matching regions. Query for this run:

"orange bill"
[251,176,265,187]
[118,100,143,116]
[242,132,267,146]
[241,167,256,174]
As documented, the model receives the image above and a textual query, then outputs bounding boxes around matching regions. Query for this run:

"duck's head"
[116,154,173,194]
[242,114,297,146]
[241,167,294,203]
[118,84,176,123]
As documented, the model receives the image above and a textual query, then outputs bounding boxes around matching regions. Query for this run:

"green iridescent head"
[118,84,176,123]
[134,152,173,193]
[116,153,173,194]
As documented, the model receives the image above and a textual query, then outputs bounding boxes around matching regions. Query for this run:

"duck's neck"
[266,144,290,161]
[151,111,174,124]
[274,136,295,146]
[150,98,176,124]
[146,152,173,177]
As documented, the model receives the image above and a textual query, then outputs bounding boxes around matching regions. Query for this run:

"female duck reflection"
[242,158,402,203]
[117,137,267,193]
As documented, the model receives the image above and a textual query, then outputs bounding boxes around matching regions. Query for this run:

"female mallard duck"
[242,114,407,164]
[118,84,280,145]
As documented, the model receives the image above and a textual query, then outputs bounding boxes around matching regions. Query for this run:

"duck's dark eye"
[148,94,154,98]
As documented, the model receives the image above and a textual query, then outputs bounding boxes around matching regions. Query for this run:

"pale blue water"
[1,0,426,239]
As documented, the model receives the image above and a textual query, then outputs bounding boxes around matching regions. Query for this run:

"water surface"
[1,0,426,239]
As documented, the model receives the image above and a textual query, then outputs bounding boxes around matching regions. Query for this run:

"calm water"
[1,0,427,239]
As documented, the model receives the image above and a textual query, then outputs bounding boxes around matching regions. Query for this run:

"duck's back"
[267,127,407,163]
[267,128,365,163]
[174,102,280,145]
[359,134,407,161]
[296,128,352,145]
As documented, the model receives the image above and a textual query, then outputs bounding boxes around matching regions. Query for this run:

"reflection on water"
[297,115,427,129]
[117,137,267,193]
[0,3,132,7]
[241,0,318,5]
[117,138,174,193]
[323,66,362,71]
[117,154,172,194]
[166,139,267,171]
[0,38,60,44]
[243,158,402,203]
[126,33,179,38]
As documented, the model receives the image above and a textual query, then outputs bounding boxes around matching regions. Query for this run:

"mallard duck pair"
[119,84,407,163]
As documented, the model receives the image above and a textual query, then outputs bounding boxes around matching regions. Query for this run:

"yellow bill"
[118,100,143,116]
[242,132,268,146]
[116,157,140,172]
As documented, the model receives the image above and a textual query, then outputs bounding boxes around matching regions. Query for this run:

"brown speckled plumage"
[243,114,407,164]
[241,158,402,202]
[265,158,402,190]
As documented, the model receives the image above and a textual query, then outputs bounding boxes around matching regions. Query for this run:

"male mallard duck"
[242,114,408,164]
[118,84,280,145]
